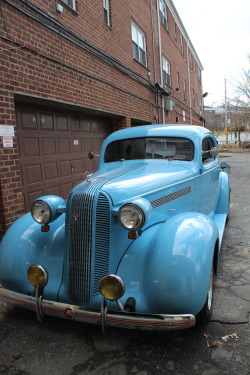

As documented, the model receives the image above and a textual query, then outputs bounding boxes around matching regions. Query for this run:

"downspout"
[156,0,165,123]
[186,38,192,124]
[150,0,158,121]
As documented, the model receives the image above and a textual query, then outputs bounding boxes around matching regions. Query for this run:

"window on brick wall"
[177,70,180,89]
[131,23,147,66]
[163,57,171,87]
[180,34,184,56]
[61,0,76,10]
[103,0,110,26]
[174,22,177,40]
[198,67,201,82]
[159,0,168,29]
[183,78,187,100]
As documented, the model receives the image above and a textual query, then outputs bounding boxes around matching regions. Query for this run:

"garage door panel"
[81,119,91,132]
[72,138,81,153]
[57,138,71,154]
[21,112,38,130]
[71,117,81,132]
[92,138,103,152]
[43,162,58,180]
[41,138,56,155]
[73,158,84,174]
[46,186,60,196]
[26,164,42,184]
[21,137,40,157]
[40,114,54,130]
[61,182,73,198]
[59,160,72,177]
[56,116,68,131]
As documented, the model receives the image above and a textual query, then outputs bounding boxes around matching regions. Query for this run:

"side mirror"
[209,147,219,157]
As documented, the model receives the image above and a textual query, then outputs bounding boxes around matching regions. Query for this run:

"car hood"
[98,161,194,206]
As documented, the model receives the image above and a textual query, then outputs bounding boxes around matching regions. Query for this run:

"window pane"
[139,48,146,66]
[132,42,139,61]
[104,137,194,162]
[131,24,137,42]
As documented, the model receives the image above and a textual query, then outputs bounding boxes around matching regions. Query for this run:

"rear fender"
[216,170,230,214]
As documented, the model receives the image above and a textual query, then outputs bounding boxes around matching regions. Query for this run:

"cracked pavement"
[0,153,249,375]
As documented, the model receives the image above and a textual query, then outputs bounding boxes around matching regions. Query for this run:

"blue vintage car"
[0,125,230,332]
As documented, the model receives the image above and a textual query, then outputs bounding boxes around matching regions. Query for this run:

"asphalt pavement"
[0,153,249,375]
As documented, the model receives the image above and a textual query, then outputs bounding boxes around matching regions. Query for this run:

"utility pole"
[225,78,228,144]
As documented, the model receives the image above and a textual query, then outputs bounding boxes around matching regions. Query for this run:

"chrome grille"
[64,162,146,306]
[93,193,110,295]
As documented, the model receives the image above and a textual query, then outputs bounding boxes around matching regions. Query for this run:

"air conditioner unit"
[166,99,174,111]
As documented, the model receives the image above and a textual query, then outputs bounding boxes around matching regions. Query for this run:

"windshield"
[104,137,194,162]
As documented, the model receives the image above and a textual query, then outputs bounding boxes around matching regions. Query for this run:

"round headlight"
[31,200,51,224]
[118,204,145,231]
[27,265,48,288]
[99,275,125,301]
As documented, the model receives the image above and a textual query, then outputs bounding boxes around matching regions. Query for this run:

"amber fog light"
[99,275,125,301]
[27,265,48,288]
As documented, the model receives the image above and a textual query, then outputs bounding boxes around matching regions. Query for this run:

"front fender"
[117,212,219,315]
[0,213,65,300]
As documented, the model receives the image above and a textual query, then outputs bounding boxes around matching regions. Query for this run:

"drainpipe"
[156,0,165,124]
[186,38,192,124]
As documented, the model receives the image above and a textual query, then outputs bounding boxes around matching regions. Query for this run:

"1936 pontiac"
[0,125,230,332]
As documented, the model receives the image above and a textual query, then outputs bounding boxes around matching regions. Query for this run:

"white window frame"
[163,57,171,87]
[159,0,168,29]
[103,0,110,26]
[61,0,76,10]
[183,111,186,122]
[131,23,147,66]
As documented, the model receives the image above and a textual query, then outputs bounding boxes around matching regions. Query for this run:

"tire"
[196,267,214,324]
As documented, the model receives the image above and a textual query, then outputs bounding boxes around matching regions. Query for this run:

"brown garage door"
[16,105,113,211]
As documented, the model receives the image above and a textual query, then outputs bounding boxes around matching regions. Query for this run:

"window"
[174,22,177,40]
[105,137,194,162]
[61,0,75,9]
[198,67,201,82]
[180,34,184,56]
[189,52,193,71]
[202,137,216,164]
[159,0,168,29]
[131,23,147,66]
[163,58,171,87]
[183,78,187,100]
[182,111,186,122]
[177,71,180,89]
[103,0,110,26]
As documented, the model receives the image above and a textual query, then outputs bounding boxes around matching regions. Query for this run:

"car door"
[199,136,220,215]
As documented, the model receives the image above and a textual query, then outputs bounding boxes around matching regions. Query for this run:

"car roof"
[104,124,212,144]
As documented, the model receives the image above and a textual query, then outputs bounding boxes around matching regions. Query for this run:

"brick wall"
[0,0,203,238]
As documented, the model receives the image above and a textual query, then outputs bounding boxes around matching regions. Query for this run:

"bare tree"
[234,54,250,107]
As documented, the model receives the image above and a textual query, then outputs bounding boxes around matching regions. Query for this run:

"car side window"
[202,137,215,164]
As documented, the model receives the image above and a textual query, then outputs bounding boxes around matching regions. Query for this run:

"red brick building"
[0,0,204,238]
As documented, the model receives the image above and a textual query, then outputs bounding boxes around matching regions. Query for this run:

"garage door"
[16,105,113,211]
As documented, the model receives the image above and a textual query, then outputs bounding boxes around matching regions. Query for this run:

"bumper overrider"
[0,287,196,331]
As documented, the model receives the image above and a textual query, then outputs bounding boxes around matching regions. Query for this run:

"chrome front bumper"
[0,288,196,331]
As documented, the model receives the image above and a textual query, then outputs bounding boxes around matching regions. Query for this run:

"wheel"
[196,267,214,324]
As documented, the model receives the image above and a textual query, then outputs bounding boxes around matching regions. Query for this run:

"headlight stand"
[35,286,44,323]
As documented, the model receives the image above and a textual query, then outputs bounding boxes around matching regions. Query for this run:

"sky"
[173,0,250,107]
